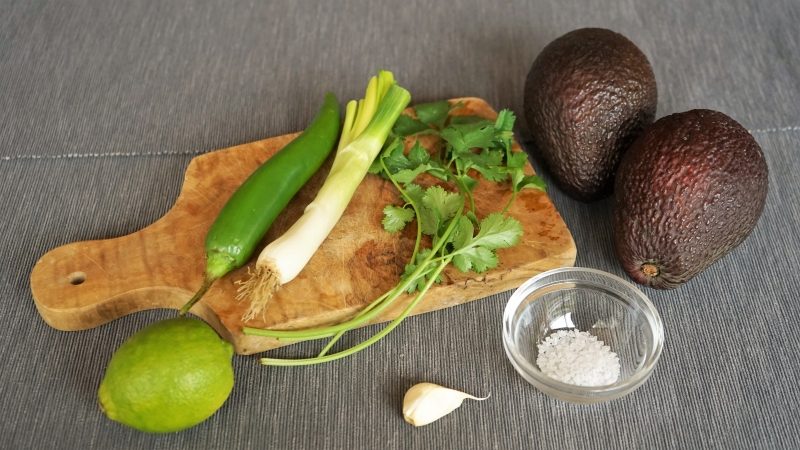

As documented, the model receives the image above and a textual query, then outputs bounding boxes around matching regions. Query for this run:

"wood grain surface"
[30,97,576,355]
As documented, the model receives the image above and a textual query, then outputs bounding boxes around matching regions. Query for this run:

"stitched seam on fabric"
[2,126,799,162]
[748,125,800,134]
[0,150,205,162]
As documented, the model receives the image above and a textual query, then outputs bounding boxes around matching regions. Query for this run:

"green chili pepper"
[179,93,340,315]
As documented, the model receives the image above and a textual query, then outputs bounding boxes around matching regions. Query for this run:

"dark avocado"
[613,109,768,289]
[523,28,657,201]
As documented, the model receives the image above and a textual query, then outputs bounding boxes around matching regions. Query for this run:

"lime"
[97,317,235,433]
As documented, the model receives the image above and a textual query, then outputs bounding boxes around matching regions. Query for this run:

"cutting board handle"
[27,135,295,335]
[30,224,192,330]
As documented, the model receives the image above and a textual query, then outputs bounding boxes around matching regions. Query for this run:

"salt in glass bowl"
[502,267,664,404]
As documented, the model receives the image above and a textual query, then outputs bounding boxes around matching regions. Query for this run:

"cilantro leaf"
[402,259,423,293]
[439,127,467,154]
[472,164,507,182]
[393,164,433,184]
[452,254,472,272]
[506,151,528,170]
[473,148,504,167]
[400,183,440,236]
[508,165,525,190]
[380,139,414,173]
[494,109,515,133]
[451,213,519,273]
[402,165,447,185]
[459,123,496,150]
[369,138,401,175]
[414,101,451,128]
[422,186,462,223]
[407,141,430,165]
[412,186,462,237]
[450,216,474,250]
[382,205,415,233]
[494,110,516,155]
[403,183,425,205]
[416,202,439,236]
[454,174,478,194]
[426,164,451,181]
[516,175,547,192]
[441,121,496,154]
[393,115,429,137]
[456,246,498,273]
[465,149,507,182]
[472,213,523,250]
[377,141,441,184]
[368,157,383,175]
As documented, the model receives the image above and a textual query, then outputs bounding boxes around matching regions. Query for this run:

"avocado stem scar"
[641,263,659,277]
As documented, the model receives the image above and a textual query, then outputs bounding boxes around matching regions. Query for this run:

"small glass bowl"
[502,267,664,404]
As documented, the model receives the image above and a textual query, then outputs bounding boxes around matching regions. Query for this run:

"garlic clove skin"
[402,382,489,426]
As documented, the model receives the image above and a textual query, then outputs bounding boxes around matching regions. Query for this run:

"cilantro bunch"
[373,101,546,294]
[250,101,546,366]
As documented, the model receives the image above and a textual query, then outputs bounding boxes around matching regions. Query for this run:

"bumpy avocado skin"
[524,28,657,201]
[613,109,768,289]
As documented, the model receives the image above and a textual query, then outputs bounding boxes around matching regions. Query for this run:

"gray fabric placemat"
[1,0,798,448]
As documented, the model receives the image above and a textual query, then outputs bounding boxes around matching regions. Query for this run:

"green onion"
[236,71,411,320]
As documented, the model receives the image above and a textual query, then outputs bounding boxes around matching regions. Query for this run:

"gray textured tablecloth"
[2,0,799,448]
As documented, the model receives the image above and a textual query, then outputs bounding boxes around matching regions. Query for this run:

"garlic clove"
[402,382,489,427]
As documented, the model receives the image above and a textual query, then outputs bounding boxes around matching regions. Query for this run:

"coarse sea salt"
[536,329,620,387]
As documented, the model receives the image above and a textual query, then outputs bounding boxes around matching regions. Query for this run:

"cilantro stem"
[260,257,452,366]
[242,206,462,341]
[453,169,477,217]
[316,289,392,357]
[243,249,430,339]
[380,157,423,266]
[502,189,518,214]
[316,330,346,357]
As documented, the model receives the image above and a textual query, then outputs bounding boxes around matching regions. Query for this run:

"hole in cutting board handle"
[68,271,86,285]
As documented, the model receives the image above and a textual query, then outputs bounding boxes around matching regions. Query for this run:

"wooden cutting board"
[30,97,576,355]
